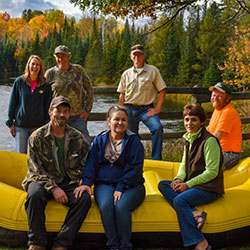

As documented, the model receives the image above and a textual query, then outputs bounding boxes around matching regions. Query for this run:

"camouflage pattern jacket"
[22,122,90,192]
[45,64,93,116]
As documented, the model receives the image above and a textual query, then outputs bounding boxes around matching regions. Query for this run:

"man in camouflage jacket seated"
[22,96,91,250]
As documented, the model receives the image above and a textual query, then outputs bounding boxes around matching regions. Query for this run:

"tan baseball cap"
[131,44,145,54]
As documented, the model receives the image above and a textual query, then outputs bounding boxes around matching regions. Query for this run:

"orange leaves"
[29,15,53,38]
[2,12,10,22]
[220,26,250,89]
[101,0,158,19]
[7,17,29,41]
[1,13,53,42]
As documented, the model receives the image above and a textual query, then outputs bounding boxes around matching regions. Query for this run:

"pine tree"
[116,19,132,75]
[101,36,117,84]
[148,16,181,85]
[203,58,222,87]
[85,17,102,84]
[29,32,41,56]
[177,8,201,86]
[196,2,228,83]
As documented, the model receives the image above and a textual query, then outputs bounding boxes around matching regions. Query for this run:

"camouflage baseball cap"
[54,45,71,55]
[50,96,71,109]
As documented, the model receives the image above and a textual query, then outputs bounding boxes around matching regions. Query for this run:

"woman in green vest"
[158,103,224,250]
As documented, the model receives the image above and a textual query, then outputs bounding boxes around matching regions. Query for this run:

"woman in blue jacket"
[6,55,52,153]
[75,105,145,250]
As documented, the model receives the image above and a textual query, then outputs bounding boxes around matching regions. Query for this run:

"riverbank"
[148,99,250,162]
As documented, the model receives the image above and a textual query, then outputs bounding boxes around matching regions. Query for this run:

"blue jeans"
[15,126,36,154]
[94,184,145,250]
[68,116,91,144]
[223,152,240,169]
[125,104,163,160]
[158,180,219,247]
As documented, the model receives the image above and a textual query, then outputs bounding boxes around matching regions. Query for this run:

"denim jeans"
[94,184,145,250]
[125,104,163,160]
[25,178,91,249]
[15,126,36,154]
[158,180,219,247]
[68,116,91,144]
[223,151,240,169]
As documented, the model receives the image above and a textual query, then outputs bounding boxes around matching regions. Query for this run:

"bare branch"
[236,0,250,14]
[142,4,188,36]
[222,7,242,26]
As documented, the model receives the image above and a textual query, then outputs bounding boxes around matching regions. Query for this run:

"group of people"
[5,44,242,250]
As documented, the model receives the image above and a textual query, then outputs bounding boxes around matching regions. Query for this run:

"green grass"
[2,246,250,250]
[2,102,250,250]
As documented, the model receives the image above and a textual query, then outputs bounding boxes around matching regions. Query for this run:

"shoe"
[28,246,45,250]
[195,211,207,230]
[52,247,67,250]
[194,245,212,250]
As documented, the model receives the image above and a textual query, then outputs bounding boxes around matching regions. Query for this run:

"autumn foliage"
[219,26,250,90]
[1,2,250,88]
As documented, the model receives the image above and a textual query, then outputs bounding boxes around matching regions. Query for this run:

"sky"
[0,0,84,20]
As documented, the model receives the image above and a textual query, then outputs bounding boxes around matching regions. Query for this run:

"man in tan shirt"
[117,44,166,160]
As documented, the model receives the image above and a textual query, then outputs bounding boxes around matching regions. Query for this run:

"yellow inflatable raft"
[0,150,250,248]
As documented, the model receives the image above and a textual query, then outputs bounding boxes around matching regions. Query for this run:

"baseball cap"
[131,44,145,54]
[54,45,71,55]
[50,96,71,109]
[209,82,231,95]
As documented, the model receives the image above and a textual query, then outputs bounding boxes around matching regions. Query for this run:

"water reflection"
[0,85,184,152]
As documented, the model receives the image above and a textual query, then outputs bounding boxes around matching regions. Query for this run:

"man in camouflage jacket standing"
[45,45,93,144]
[22,96,91,250]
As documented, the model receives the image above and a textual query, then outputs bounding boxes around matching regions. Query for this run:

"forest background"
[1,0,250,89]
[1,2,250,247]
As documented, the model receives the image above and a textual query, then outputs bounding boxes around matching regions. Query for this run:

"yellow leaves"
[220,25,250,90]
[29,15,53,38]
[14,48,24,59]
[2,14,53,42]
[7,17,29,41]
[0,12,57,43]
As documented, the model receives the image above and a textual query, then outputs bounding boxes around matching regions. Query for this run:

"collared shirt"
[104,132,122,163]
[22,122,90,192]
[45,64,93,116]
[117,64,166,105]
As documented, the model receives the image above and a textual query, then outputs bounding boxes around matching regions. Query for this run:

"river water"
[0,84,184,152]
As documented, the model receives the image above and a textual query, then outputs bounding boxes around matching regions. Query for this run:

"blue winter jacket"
[81,129,145,193]
[6,76,52,128]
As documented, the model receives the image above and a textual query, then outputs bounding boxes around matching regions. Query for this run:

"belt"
[69,114,80,122]
[223,151,240,155]
[125,104,153,109]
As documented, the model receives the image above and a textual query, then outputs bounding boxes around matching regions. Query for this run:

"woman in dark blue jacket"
[75,105,145,250]
[6,55,52,153]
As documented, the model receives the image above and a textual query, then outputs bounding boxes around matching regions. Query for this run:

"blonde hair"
[22,55,47,86]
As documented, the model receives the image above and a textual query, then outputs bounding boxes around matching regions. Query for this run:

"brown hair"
[106,105,129,120]
[22,55,47,86]
[183,103,207,123]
